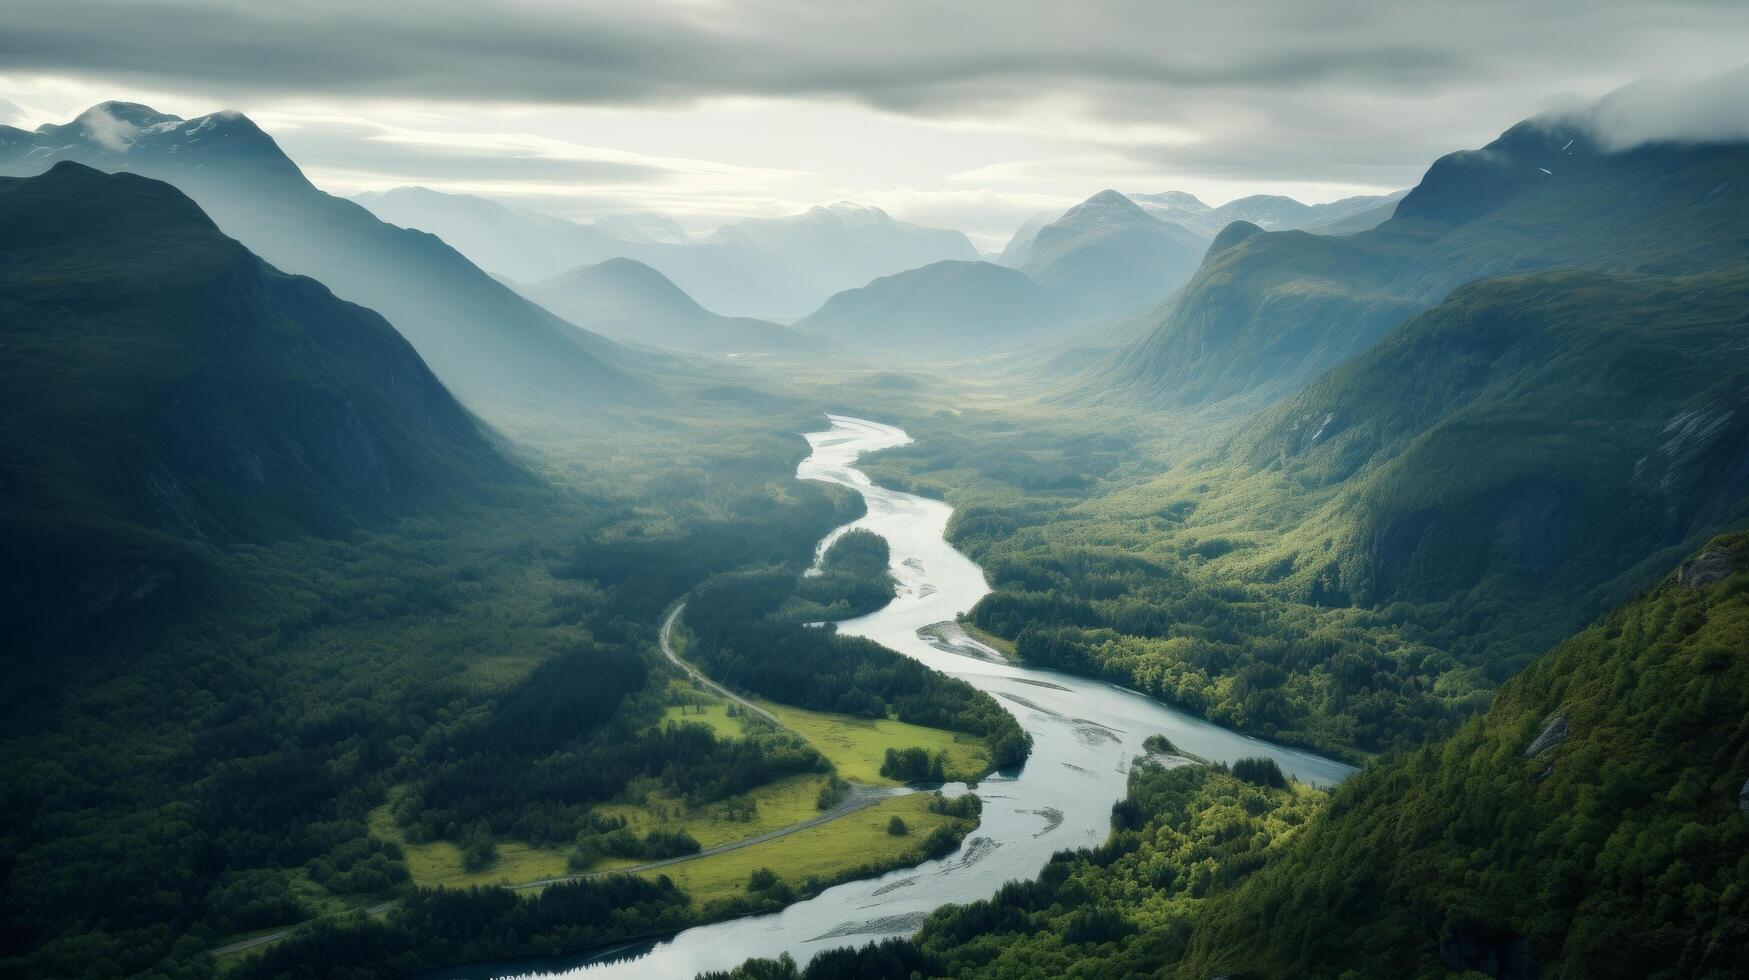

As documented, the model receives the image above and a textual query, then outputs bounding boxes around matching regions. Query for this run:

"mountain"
[998,190,1404,270]
[521,258,816,353]
[354,185,623,281]
[1301,196,1402,235]
[793,260,1065,353]
[1129,188,1406,236]
[0,103,637,412]
[1016,190,1211,317]
[357,187,961,321]
[1227,266,1749,657]
[995,209,1063,267]
[706,202,979,315]
[1088,118,1749,411]
[0,163,515,631]
[1183,534,1749,978]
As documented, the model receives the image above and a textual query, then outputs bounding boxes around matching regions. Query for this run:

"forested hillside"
[682,566,1030,768]
[708,536,1749,979]
[1183,534,1749,978]
[0,164,890,974]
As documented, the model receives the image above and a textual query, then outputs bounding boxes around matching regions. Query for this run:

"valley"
[479,415,1352,979]
[3,41,1747,980]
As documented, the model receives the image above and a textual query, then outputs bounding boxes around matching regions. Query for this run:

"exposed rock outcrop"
[1523,710,1568,758]
[1680,546,1741,588]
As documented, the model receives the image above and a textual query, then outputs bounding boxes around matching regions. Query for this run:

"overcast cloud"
[3,0,1746,245]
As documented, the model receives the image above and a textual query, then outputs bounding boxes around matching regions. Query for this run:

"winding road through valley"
[656,603,779,726]
[464,414,1357,979]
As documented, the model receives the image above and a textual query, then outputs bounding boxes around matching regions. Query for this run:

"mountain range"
[1082,117,1749,413]
[1129,188,1407,236]
[520,258,818,354]
[0,103,639,413]
[0,162,515,632]
[801,191,1215,353]
[997,187,1404,268]
[357,186,978,321]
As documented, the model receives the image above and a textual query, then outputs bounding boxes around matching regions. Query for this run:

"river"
[480,414,1355,979]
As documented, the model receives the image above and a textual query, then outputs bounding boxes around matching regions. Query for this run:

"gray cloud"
[1580,65,1749,149]
[263,118,676,185]
[6,0,1747,189]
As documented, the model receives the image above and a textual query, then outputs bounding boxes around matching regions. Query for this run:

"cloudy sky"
[3,0,1747,248]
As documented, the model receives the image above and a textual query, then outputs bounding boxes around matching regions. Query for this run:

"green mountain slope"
[1230,269,1749,623]
[1089,120,1749,411]
[0,103,640,412]
[523,258,817,354]
[0,162,515,632]
[933,264,1749,757]
[707,537,1749,980]
[1184,534,1749,979]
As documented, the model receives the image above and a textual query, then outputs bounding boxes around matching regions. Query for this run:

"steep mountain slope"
[1092,120,1749,411]
[995,209,1063,267]
[793,260,1066,353]
[522,258,816,353]
[0,163,516,631]
[1184,535,1749,979]
[933,264,1749,761]
[1019,190,1211,316]
[723,538,1749,980]
[0,103,637,411]
[1233,267,1749,647]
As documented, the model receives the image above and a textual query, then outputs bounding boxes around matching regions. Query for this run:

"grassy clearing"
[367,805,572,889]
[594,772,836,850]
[659,701,749,740]
[761,702,991,784]
[644,792,968,904]
[455,654,548,692]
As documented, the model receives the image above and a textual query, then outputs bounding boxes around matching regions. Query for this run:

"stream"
[481,414,1356,978]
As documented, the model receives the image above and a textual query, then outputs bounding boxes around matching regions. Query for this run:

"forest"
[706,536,1749,979]
[682,566,1031,768]
[701,759,1325,979]
[0,420,868,977]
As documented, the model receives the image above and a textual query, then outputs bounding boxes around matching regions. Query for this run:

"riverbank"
[485,414,1354,979]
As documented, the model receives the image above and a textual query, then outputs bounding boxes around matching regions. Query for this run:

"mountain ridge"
[0,102,642,414]
[522,257,818,353]
[0,162,518,631]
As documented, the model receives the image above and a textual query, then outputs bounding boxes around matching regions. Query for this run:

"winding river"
[488,415,1355,979]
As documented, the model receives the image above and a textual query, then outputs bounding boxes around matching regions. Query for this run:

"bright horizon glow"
[4,0,1747,248]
